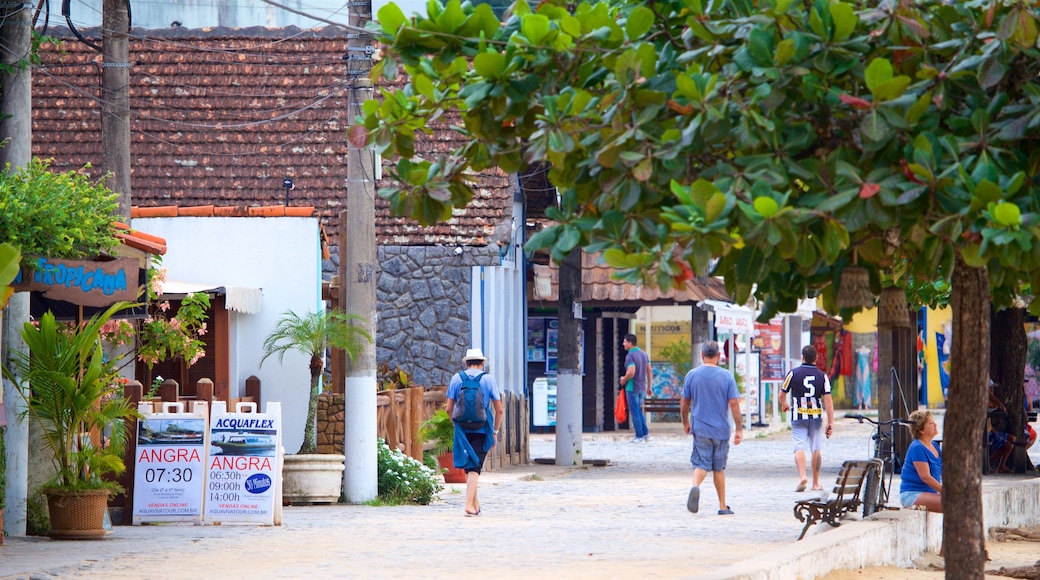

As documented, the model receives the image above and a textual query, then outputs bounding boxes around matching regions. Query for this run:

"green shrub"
[26,493,49,536]
[377,438,442,505]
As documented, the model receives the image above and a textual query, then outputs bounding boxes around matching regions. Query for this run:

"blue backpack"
[452,371,487,431]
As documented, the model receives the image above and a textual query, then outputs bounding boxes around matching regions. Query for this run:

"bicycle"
[844,412,913,516]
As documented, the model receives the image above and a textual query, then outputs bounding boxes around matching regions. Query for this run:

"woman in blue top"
[899,410,943,513]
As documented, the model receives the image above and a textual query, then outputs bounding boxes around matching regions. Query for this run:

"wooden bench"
[643,398,682,414]
[793,459,882,540]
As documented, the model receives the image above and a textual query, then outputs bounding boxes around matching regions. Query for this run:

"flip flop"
[718,507,734,515]
[687,487,700,513]
[465,509,480,517]
[811,486,825,491]
[796,480,807,492]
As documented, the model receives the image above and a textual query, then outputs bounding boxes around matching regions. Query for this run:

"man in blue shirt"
[619,333,653,442]
[446,348,504,516]
[681,341,742,515]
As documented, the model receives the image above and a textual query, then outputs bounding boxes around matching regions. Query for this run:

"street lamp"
[283,177,295,206]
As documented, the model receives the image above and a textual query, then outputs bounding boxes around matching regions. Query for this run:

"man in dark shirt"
[619,333,653,442]
[781,345,834,492]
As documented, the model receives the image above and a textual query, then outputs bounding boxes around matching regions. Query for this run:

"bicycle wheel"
[862,466,881,517]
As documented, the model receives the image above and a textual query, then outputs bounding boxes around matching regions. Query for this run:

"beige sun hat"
[464,348,486,362]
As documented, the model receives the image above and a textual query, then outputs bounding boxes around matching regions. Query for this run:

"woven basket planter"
[45,488,110,540]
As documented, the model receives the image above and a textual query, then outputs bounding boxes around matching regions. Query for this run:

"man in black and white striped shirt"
[780,345,834,492]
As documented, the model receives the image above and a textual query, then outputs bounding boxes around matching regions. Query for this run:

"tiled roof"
[530,252,732,306]
[112,222,167,255]
[31,26,513,249]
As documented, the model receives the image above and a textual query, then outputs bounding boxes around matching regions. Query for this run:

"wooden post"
[214,381,230,406]
[196,378,214,403]
[409,387,423,461]
[245,375,262,406]
[117,380,144,524]
[160,378,179,403]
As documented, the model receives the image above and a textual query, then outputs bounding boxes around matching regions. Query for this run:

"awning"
[163,280,262,314]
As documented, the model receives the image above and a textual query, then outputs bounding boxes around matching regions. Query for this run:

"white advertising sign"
[133,402,208,525]
[204,402,282,525]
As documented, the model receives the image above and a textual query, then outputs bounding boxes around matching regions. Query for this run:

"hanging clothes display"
[855,346,872,409]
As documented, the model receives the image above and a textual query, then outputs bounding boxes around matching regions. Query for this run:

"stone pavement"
[2,412,1038,579]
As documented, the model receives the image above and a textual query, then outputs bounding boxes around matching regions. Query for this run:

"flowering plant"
[136,261,210,374]
[376,438,442,505]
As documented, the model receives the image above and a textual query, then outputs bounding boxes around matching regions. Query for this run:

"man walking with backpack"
[446,348,504,516]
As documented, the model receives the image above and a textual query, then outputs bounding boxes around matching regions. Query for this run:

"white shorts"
[792,418,825,453]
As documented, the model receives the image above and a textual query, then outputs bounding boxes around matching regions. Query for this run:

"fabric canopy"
[163,280,263,314]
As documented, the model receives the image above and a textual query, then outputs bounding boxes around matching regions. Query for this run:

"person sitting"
[900,409,942,513]
[987,383,1016,473]
[1023,397,1037,452]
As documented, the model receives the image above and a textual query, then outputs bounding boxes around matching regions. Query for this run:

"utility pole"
[555,249,583,465]
[1,0,33,537]
[341,0,378,502]
[102,0,131,221]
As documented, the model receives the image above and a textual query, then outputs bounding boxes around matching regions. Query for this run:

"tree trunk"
[945,259,989,577]
[989,306,1029,471]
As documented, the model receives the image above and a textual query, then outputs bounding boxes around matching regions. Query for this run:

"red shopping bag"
[615,389,628,423]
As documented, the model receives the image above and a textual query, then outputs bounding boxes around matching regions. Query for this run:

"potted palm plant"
[3,301,138,539]
[418,409,466,483]
[261,308,371,503]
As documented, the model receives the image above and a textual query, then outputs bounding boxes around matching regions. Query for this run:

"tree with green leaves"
[363,0,1040,573]
[0,158,120,259]
[261,310,372,455]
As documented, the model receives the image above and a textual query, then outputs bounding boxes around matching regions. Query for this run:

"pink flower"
[197,322,208,336]
[159,301,171,312]
[169,318,182,331]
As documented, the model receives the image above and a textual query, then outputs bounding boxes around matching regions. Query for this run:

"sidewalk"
[2,414,1038,579]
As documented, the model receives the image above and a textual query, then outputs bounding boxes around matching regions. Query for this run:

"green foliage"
[1028,337,1040,377]
[261,309,373,454]
[376,438,442,505]
[418,409,455,456]
[377,361,412,391]
[136,258,210,373]
[0,158,119,260]
[0,242,21,309]
[25,493,49,536]
[366,0,1040,319]
[658,338,693,379]
[2,302,139,492]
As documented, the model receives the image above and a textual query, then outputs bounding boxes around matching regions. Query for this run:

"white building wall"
[470,201,525,398]
[134,216,321,454]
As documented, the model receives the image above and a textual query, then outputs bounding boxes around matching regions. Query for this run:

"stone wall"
[315,394,344,455]
[326,244,501,387]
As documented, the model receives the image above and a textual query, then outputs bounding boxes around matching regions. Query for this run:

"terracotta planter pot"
[282,454,345,505]
[45,488,110,540]
[436,452,467,484]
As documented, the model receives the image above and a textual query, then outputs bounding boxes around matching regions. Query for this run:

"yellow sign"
[631,320,691,360]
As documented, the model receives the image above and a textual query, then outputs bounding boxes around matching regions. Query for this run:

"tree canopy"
[363,0,1040,574]
[0,158,119,259]
[364,0,1040,319]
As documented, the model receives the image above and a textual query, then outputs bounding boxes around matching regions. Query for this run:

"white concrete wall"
[134,216,321,454]
[704,478,1040,580]
[469,200,525,398]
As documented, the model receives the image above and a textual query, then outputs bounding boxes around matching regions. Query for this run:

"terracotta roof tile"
[32,26,513,250]
[130,205,315,218]
[530,252,731,306]
[111,222,167,255]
